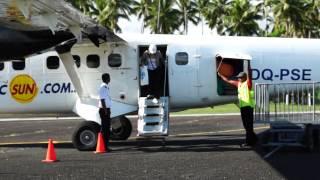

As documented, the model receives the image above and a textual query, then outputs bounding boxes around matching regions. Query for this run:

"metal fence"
[254,82,320,124]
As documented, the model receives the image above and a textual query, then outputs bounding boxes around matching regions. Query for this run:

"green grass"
[173,103,240,114]
[172,99,320,115]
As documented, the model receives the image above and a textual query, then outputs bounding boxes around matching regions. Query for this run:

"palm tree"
[66,0,91,14]
[202,0,230,35]
[195,0,209,35]
[305,0,320,38]
[256,0,274,36]
[133,0,152,33]
[145,0,180,34]
[223,0,262,36]
[267,0,309,37]
[87,0,135,32]
[176,0,200,34]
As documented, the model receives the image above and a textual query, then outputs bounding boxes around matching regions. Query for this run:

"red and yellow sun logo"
[9,74,39,103]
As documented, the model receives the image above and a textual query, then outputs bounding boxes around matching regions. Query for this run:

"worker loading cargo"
[217,56,257,147]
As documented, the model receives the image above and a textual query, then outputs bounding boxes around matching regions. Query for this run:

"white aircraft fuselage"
[3,0,319,151]
[1,33,320,150]
[0,34,319,115]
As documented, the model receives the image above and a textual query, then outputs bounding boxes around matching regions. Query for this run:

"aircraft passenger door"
[193,47,211,101]
[104,44,139,105]
[167,45,198,107]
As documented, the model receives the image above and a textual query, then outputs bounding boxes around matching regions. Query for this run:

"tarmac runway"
[0,115,319,180]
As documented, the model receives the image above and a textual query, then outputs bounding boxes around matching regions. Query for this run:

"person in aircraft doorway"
[99,73,112,151]
[218,71,258,147]
[140,44,164,99]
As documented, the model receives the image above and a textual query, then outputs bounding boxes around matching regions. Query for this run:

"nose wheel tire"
[79,130,96,147]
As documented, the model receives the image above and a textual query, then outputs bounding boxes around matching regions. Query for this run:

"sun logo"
[9,74,39,103]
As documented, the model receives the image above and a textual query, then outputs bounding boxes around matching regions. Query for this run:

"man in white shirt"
[99,73,112,150]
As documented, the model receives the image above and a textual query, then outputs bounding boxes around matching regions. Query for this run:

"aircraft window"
[175,52,188,65]
[108,54,122,67]
[12,60,25,70]
[46,56,60,69]
[73,55,81,68]
[0,62,4,71]
[87,55,100,68]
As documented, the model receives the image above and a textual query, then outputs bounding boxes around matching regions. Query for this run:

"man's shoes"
[146,94,154,99]
[241,134,258,148]
[240,143,251,148]
[152,98,158,104]
[240,143,256,148]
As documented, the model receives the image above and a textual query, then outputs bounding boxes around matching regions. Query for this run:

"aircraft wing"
[0,0,125,60]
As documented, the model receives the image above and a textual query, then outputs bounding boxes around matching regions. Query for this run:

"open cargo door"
[216,52,252,96]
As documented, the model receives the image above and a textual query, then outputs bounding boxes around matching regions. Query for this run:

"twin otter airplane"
[0,0,319,150]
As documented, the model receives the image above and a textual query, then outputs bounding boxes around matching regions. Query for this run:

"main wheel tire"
[110,116,132,140]
[72,121,100,151]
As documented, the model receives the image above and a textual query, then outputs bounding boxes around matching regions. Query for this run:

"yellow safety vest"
[238,80,255,108]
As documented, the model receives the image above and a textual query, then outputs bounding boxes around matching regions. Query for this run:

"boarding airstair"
[137,55,170,137]
[137,96,169,136]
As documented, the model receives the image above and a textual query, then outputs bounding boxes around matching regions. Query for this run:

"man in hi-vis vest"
[218,71,258,147]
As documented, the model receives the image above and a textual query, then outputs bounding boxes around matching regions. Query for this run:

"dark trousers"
[99,108,111,146]
[147,68,162,98]
[240,106,258,145]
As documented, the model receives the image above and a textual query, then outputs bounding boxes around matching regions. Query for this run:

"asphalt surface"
[0,115,319,180]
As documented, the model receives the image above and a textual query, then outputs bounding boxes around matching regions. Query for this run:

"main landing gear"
[72,116,132,151]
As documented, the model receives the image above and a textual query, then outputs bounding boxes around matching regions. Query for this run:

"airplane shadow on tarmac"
[1,132,320,179]
[112,134,252,153]
[254,131,320,180]
[0,133,251,152]
[116,132,320,180]
[256,148,320,180]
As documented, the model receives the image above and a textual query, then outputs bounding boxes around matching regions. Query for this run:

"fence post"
[313,82,315,122]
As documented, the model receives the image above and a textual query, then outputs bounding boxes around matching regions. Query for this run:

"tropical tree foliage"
[176,0,200,34]
[201,0,230,35]
[67,0,135,33]
[304,0,320,38]
[133,0,153,33]
[67,0,320,37]
[67,0,91,14]
[195,0,210,34]
[260,0,320,38]
[89,0,135,33]
[266,0,310,37]
[145,0,181,34]
[223,0,262,36]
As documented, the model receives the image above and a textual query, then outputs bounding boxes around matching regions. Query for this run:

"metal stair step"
[145,105,162,108]
[146,122,160,126]
[137,96,169,136]
[144,114,162,117]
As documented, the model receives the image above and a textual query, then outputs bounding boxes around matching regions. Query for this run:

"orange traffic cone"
[94,132,107,153]
[42,139,58,163]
